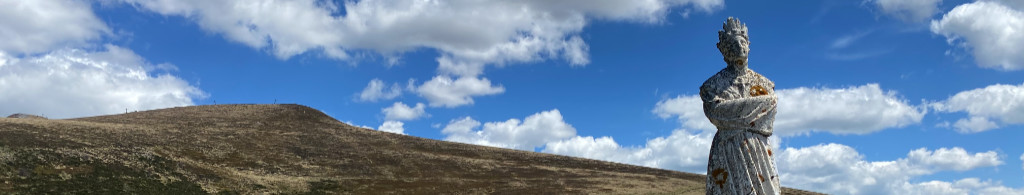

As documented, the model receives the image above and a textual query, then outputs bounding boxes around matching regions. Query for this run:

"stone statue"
[701,17,780,195]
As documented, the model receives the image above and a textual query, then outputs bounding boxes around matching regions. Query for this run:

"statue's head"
[717,17,750,68]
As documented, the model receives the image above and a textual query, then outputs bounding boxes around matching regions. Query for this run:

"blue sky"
[2,0,1023,194]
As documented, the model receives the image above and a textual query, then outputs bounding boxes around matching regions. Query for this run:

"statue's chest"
[720,74,771,100]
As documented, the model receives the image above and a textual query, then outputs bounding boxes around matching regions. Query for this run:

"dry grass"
[0,104,820,194]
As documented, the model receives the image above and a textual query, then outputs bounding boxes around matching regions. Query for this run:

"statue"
[701,17,780,195]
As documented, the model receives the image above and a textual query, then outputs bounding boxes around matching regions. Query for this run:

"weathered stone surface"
[701,17,781,195]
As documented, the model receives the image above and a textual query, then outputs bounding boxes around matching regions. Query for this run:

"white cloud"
[905,180,969,195]
[868,0,943,21]
[543,136,636,163]
[543,129,714,173]
[950,178,1024,195]
[0,45,205,119]
[441,109,576,150]
[953,116,1000,133]
[933,83,1024,133]
[382,102,427,121]
[897,178,1024,195]
[357,78,402,102]
[653,84,925,136]
[343,121,375,130]
[436,105,1018,194]
[775,84,925,135]
[377,120,405,134]
[119,0,350,60]
[652,95,715,130]
[414,76,504,108]
[906,147,1003,171]
[119,0,724,76]
[777,143,1006,195]
[831,30,873,49]
[440,108,715,173]
[931,1,1024,71]
[1020,153,1024,171]
[440,116,481,137]
[0,0,109,54]
[987,0,1024,10]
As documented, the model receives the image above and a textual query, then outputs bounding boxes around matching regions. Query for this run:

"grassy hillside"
[0,104,818,194]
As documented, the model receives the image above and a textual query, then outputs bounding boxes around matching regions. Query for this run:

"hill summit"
[0,104,817,194]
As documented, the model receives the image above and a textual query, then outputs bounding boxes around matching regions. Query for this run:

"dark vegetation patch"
[0,148,205,194]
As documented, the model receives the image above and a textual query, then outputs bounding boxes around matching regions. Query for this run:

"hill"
[0,104,818,194]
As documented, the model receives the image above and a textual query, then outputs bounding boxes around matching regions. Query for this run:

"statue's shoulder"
[747,69,775,87]
[700,69,730,101]
[699,76,715,91]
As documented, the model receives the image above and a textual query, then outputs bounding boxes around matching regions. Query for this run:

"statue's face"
[718,29,749,63]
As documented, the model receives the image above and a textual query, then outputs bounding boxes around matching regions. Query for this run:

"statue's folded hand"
[704,95,776,125]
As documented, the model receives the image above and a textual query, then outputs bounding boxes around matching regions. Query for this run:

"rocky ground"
[0,104,819,194]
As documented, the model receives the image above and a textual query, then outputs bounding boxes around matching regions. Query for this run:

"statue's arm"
[704,95,776,122]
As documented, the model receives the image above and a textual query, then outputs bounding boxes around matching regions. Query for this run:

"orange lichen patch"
[711,168,729,189]
[767,149,773,156]
[749,85,768,96]
[758,174,765,182]
[761,109,766,113]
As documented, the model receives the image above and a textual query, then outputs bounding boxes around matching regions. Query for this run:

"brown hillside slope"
[0,104,819,194]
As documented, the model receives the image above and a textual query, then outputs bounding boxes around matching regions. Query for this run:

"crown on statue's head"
[718,17,748,41]
[724,17,747,33]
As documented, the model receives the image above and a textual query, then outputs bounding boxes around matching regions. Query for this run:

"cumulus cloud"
[343,121,375,130]
[377,120,405,134]
[356,78,402,102]
[0,0,109,54]
[987,0,1024,10]
[439,108,715,173]
[948,178,1024,195]
[652,94,715,130]
[868,0,943,21]
[931,1,1024,71]
[953,116,1000,133]
[441,109,576,150]
[897,178,1024,195]
[932,83,1024,133]
[414,76,504,108]
[906,147,1003,171]
[437,105,1017,194]
[777,143,1005,195]
[543,129,714,173]
[775,84,926,135]
[0,45,205,119]
[653,84,925,136]
[119,0,724,76]
[382,102,427,121]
